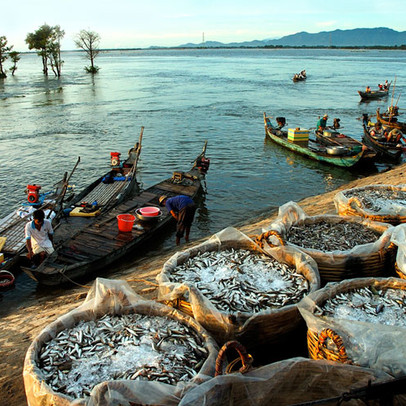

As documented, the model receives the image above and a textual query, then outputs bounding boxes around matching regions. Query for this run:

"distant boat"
[358,82,391,101]
[293,72,306,82]
[376,107,406,132]
[263,113,370,168]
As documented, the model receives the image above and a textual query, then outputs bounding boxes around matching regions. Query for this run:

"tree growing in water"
[0,36,12,78]
[25,24,65,76]
[9,51,20,76]
[75,30,101,73]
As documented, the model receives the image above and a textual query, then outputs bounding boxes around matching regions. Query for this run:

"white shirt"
[25,219,54,253]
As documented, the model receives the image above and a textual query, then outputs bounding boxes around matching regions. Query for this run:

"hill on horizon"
[175,27,406,48]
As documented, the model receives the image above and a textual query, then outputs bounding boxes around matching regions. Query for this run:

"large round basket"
[256,216,396,285]
[158,233,320,354]
[299,277,406,376]
[334,184,406,225]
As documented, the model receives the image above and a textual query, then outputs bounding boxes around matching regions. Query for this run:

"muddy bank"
[1,163,405,406]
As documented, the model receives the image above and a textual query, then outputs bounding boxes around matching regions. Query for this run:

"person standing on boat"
[159,195,196,245]
[316,114,328,133]
[25,209,54,266]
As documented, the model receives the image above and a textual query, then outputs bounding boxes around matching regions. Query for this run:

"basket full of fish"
[334,184,406,225]
[23,278,218,406]
[298,277,406,378]
[256,201,396,284]
[157,227,320,349]
[391,224,406,280]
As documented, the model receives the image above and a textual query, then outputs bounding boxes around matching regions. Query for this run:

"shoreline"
[1,162,405,406]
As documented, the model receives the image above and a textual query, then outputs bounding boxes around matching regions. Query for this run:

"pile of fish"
[282,220,380,251]
[316,286,406,327]
[38,313,208,399]
[168,248,309,313]
[343,188,406,212]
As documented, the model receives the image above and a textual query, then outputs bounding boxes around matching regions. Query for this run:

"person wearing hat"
[316,114,329,134]
[159,195,196,245]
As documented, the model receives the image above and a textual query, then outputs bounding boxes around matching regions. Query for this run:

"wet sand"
[1,163,405,406]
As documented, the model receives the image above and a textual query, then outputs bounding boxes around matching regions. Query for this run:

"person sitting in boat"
[316,114,328,133]
[159,195,196,246]
[333,118,341,130]
[386,128,403,144]
[25,209,54,266]
[365,86,371,93]
[378,84,383,90]
[384,80,389,90]
[300,70,306,78]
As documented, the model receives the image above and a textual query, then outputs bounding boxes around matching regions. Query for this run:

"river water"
[1,48,405,307]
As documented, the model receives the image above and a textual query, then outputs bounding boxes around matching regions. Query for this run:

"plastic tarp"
[391,224,406,277]
[263,201,394,267]
[157,227,320,346]
[334,184,406,218]
[298,277,406,378]
[179,357,396,406]
[23,278,219,406]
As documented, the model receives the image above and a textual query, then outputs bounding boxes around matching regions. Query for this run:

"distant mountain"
[176,28,406,48]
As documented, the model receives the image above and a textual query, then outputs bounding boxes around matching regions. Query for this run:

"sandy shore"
[1,163,405,406]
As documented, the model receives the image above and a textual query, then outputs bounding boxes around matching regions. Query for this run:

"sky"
[3,0,406,51]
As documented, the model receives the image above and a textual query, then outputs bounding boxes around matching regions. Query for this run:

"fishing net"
[157,227,320,354]
[257,201,396,284]
[298,277,406,378]
[179,356,399,406]
[23,278,218,406]
[391,224,406,279]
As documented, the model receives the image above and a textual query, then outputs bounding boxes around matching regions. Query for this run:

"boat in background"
[263,113,372,169]
[22,142,210,286]
[361,115,404,161]
[358,82,391,102]
[376,108,406,133]
[293,70,306,82]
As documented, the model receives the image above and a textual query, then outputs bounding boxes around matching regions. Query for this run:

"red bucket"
[117,214,135,232]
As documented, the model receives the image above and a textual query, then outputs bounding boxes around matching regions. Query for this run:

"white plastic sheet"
[23,278,218,406]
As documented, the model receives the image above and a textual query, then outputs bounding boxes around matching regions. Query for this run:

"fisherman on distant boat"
[384,80,389,90]
[316,114,328,133]
[378,83,383,90]
[333,118,341,130]
[365,86,371,93]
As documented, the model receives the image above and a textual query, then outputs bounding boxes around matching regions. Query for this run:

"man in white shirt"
[25,209,54,266]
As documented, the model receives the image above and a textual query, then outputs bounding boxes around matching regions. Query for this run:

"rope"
[57,269,91,289]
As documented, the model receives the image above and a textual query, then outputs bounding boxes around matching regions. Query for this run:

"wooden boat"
[314,129,377,163]
[67,128,144,215]
[263,113,370,168]
[22,142,210,286]
[358,82,391,101]
[293,73,306,82]
[376,108,406,133]
[362,123,404,161]
[0,164,79,273]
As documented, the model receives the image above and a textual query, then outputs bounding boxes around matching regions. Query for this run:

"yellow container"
[288,128,309,142]
[0,253,4,264]
[69,207,101,217]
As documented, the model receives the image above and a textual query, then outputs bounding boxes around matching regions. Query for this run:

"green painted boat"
[263,113,368,168]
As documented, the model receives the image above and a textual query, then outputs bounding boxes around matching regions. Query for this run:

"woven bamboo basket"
[302,277,406,369]
[334,185,406,225]
[395,262,406,280]
[256,217,396,284]
[160,235,320,349]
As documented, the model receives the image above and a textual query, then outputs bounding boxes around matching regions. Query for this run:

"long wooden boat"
[263,113,369,168]
[0,163,79,273]
[362,123,404,161]
[358,82,391,101]
[22,142,210,286]
[67,128,144,215]
[314,129,377,163]
[376,108,406,133]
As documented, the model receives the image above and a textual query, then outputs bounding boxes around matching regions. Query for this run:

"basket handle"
[255,230,285,248]
[316,328,350,364]
[347,196,364,214]
[215,340,253,376]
